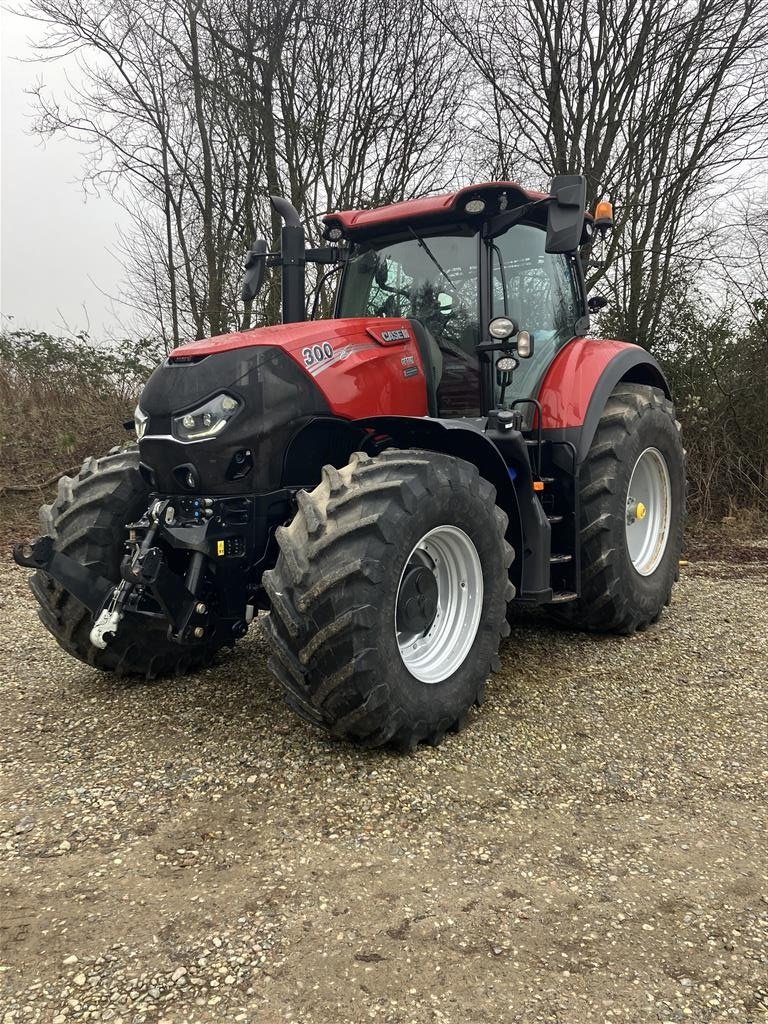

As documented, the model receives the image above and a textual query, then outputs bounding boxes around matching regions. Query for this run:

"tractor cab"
[324,179,592,422]
[242,177,594,424]
[333,212,586,418]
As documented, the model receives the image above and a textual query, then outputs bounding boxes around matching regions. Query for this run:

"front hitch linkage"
[13,498,206,650]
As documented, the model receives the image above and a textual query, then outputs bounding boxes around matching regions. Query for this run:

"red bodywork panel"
[170,318,428,419]
[537,337,643,427]
[324,181,549,236]
[172,325,647,429]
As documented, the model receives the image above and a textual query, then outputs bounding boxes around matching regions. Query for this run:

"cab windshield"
[337,227,482,415]
[335,221,582,417]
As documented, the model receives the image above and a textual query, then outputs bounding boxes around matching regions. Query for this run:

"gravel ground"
[1,557,766,1024]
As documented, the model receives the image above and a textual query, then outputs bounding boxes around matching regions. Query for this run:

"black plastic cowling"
[138,346,330,495]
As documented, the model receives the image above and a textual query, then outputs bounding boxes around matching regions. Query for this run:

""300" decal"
[302,342,334,367]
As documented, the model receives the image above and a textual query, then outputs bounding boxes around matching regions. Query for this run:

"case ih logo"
[381,328,410,342]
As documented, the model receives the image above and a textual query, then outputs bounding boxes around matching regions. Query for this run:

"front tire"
[552,383,685,634]
[30,450,224,677]
[262,449,514,749]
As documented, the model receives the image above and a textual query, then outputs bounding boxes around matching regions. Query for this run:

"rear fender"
[537,339,670,463]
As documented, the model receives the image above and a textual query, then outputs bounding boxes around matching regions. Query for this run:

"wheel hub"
[625,447,671,576]
[625,497,648,525]
[396,565,439,634]
[395,525,484,685]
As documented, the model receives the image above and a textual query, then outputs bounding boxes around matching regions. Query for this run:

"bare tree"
[438,0,768,347]
[28,0,228,343]
[202,0,468,317]
[24,0,467,340]
[278,0,467,214]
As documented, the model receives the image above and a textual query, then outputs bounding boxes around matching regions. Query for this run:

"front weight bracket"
[13,536,115,614]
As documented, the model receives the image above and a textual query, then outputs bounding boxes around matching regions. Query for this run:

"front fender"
[537,338,670,463]
[353,416,539,596]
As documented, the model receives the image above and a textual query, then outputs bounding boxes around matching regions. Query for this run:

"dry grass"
[0,366,133,494]
[0,331,152,549]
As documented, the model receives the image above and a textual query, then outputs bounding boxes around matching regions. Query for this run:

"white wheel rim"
[395,525,483,684]
[625,447,672,576]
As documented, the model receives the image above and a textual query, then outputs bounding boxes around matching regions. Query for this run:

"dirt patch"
[684,516,768,564]
[1,559,766,1022]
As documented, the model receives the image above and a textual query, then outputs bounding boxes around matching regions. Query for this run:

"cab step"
[550,590,578,603]
[550,553,572,564]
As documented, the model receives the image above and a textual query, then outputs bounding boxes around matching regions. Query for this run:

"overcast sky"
[1,4,129,337]
[3,5,766,342]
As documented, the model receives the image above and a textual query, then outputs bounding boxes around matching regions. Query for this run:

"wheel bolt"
[193,626,205,638]
[195,602,207,614]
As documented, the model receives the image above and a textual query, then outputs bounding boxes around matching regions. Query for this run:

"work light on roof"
[464,197,486,215]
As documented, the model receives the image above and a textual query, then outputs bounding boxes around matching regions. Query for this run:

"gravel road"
[1,557,766,1024]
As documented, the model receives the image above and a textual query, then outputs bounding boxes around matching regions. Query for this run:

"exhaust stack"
[270,196,306,324]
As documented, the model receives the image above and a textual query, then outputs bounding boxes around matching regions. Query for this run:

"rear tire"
[30,450,224,677]
[262,449,515,749]
[551,384,684,634]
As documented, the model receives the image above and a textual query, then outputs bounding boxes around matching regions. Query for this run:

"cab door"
[485,220,585,404]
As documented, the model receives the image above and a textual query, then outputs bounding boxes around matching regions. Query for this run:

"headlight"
[488,316,516,340]
[134,405,148,440]
[172,393,241,441]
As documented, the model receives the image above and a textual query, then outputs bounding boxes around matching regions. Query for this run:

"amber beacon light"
[594,200,614,233]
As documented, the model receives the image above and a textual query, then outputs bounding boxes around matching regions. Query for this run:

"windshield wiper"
[407,226,456,289]
[488,196,552,238]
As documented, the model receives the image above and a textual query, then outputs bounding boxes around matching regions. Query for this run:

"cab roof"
[323,181,555,239]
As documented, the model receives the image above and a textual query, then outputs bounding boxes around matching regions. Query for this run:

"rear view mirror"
[241,239,268,302]
[545,175,586,254]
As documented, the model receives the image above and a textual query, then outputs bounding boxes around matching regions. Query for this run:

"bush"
[0,330,161,489]
[653,298,768,522]
[2,314,766,527]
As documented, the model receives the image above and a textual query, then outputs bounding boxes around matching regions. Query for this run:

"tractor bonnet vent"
[168,353,209,364]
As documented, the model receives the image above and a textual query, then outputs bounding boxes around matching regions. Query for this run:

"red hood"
[170,317,429,420]
[170,318,411,359]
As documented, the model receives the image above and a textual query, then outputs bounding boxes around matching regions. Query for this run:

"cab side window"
[491,223,582,400]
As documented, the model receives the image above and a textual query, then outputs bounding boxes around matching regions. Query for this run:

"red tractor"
[14,176,684,750]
